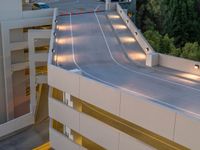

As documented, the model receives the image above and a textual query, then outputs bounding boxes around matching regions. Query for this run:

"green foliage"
[134,0,200,61]
[181,42,200,61]
[135,0,164,32]
[163,0,200,47]
[144,30,176,54]
[160,34,176,54]
[144,30,161,52]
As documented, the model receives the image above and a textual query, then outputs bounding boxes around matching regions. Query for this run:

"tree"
[144,30,162,52]
[160,34,176,54]
[181,42,200,61]
[128,0,137,21]
[163,0,200,47]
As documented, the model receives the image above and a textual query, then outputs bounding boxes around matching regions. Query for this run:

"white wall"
[159,54,200,76]
[0,113,34,137]
[49,98,157,150]
[119,132,156,150]
[116,4,154,54]
[49,97,80,132]
[120,90,176,140]
[0,0,22,20]
[80,76,121,116]
[174,113,200,150]
[50,128,87,150]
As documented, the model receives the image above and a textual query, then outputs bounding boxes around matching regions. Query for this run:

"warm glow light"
[53,54,57,62]
[53,54,74,63]
[113,24,127,30]
[120,36,136,43]
[108,14,120,19]
[128,52,146,61]
[177,73,200,80]
[194,64,199,69]
[57,54,74,63]
[56,24,70,31]
[55,37,71,45]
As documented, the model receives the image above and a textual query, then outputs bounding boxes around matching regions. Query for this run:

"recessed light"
[52,49,56,53]
[194,64,199,69]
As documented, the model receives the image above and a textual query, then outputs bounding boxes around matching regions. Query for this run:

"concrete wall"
[159,54,200,76]
[120,90,176,140]
[174,113,200,150]
[116,4,154,55]
[22,9,54,19]
[50,128,87,150]
[49,98,156,150]
[49,97,80,132]
[119,132,156,150]
[0,0,22,20]
[48,65,80,97]
[0,113,34,137]
[80,76,121,116]
[28,29,51,114]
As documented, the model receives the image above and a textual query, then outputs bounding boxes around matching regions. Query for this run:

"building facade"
[0,0,52,136]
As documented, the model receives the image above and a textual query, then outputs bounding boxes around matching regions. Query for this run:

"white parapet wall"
[79,76,121,116]
[22,8,54,19]
[119,132,156,150]
[116,3,159,67]
[49,98,156,150]
[116,3,154,55]
[50,128,87,150]
[174,113,200,150]
[0,113,34,138]
[120,90,176,140]
[159,54,200,76]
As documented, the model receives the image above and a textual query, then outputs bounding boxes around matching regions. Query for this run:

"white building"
[48,4,200,150]
[0,0,52,136]
[0,1,200,150]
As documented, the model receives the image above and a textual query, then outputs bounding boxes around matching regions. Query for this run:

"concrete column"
[28,30,37,114]
[1,23,14,121]
[63,92,73,107]
[0,25,7,124]
[64,126,74,140]
[146,52,159,67]
[105,0,111,10]
[28,29,51,115]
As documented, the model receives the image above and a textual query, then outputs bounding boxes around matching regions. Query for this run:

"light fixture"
[126,19,129,23]
[52,49,56,53]
[55,19,58,23]
[108,15,120,19]
[55,37,71,45]
[113,24,127,30]
[135,32,138,35]
[53,32,56,37]
[56,24,70,31]
[194,64,199,69]
[120,37,136,43]
[145,48,149,52]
